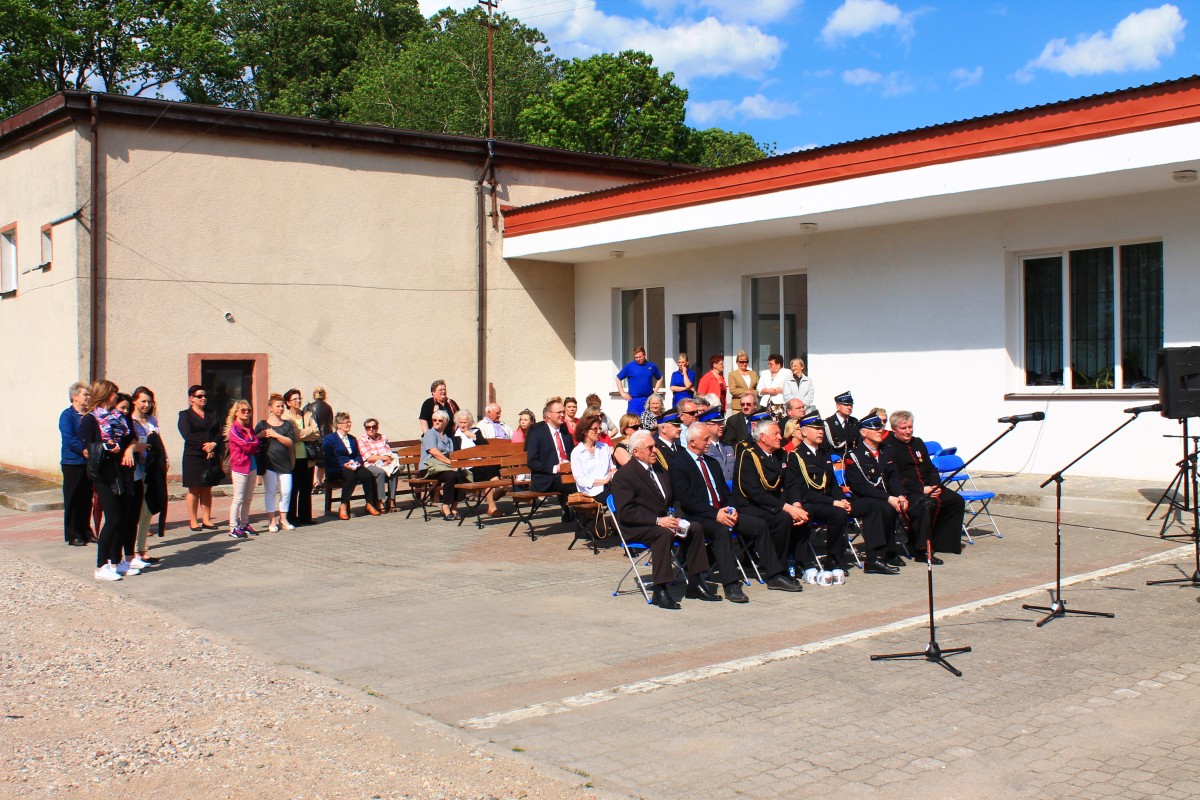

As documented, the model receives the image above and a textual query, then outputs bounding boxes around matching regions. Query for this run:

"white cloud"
[951,65,983,89]
[841,67,913,96]
[822,0,913,44]
[635,0,801,24]
[689,93,799,124]
[1018,4,1186,81]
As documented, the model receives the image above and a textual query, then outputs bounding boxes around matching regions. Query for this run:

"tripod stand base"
[1022,599,1115,628]
[1146,569,1200,588]
[871,641,972,677]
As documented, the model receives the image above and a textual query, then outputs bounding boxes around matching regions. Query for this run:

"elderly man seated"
[611,430,716,610]
[881,410,965,562]
[476,402,513,440]
[732,419,810,588]
[323,412,381,519]
[673,422,801,600]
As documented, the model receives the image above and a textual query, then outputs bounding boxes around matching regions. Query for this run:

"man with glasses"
[723,390,761,446]
[825,390,861,459]
[611,430,715,610]
[733,420,811,582]
[675,398,700,446]
[615,346,663,415]
[525,398,576,522]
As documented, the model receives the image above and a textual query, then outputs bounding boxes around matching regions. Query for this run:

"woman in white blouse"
[569,412,616,502]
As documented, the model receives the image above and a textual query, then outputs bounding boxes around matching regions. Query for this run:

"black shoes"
[766,573,804,592]
[561,508,575,523]
[724,584,750,603]
[864,557,901,575]
[651,586,681,610]
[913,554,945,565]
[886,554,906,567]
[67,538,87,547]
[685,581,723,602]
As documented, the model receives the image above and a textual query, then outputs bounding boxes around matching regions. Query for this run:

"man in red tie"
[524,397,576,522]
[671,423,804,599]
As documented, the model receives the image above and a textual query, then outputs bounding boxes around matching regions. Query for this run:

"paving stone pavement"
[3,493,1198,799]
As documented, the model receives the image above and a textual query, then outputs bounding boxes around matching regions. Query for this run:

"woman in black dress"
[178,384,220,531]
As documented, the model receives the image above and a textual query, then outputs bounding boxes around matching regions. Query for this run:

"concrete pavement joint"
[459,545,1191,730]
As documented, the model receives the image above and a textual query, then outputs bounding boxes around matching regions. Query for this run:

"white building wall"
[577,187,1200,481]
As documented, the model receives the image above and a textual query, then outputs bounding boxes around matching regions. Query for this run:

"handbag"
[86,442,120,491]
[306,439,324,462]
[202,454,226,486]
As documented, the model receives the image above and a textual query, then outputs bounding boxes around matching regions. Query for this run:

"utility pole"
[478,0,497,140]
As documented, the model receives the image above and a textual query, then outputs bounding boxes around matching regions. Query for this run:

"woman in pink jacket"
[224,400,260,539]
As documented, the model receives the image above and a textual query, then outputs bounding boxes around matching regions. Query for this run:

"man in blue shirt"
[59,381,92,546]
[615,346,663,415]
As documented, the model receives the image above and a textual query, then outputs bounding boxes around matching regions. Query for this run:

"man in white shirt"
[755,353,794,414]
[477,403,512,440]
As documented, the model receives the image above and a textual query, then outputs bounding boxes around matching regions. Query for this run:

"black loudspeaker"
[1158,347,1200,420]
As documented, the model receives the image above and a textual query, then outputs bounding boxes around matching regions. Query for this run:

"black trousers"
[93,479,139,568]
[853,497,901,555]
[340,466,379,507]
[61,463,93,543]
[120,479,144,561]
[289,461,314,523]
[690,513,783,584]
[903,489,966,554]
[738,505,808,568]
[624,524,709,586]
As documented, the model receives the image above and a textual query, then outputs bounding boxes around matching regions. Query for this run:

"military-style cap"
[657,409,682,425]
[699,408,725,424]
[801,412,824,428]
[859,414,884,431]
[748,410,774,422]
[834,390,854,405]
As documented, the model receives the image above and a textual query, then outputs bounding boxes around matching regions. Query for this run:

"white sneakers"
[114,559,140,577]
[129,557,151,570]
[280,520,295,531]
[94,563,122,581]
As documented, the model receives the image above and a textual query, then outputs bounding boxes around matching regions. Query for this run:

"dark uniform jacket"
[881,435,939,494]
[844,443,899,501]
[722,412,753,446]
[653,435,684,473]
[732,442,787,513]
[825,413,861,457]
[785,445,840,506]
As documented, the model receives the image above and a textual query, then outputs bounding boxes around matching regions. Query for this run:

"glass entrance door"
[678,312,730,373]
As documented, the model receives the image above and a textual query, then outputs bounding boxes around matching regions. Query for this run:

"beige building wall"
[0,125,86,475]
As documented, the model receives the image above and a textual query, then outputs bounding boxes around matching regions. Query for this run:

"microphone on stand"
[997,411,1046,424]
[1123,403,1162,415]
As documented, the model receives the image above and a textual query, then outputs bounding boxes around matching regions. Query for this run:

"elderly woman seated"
[452,409,506,516]
[421,408,462,520]
[322,411,381,519]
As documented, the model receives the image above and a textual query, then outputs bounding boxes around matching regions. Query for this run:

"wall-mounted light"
[224,311,235,322]
[798,222,819,232]
[609,250,625,258]
[1173,169,1198,184]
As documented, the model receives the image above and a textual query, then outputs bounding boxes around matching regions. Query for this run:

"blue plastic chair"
[931,454,1001,541]
[604,495,685,602]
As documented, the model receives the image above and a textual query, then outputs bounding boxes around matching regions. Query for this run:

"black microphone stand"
[1020,413,1145,627]
[1147,420,1200,589]
[871,421,1023,676]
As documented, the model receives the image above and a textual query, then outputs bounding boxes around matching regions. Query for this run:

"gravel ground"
[0,556,597,800]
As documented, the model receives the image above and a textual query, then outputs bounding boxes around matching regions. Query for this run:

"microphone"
[997,412,1046,424]
[1123,403,1162,415]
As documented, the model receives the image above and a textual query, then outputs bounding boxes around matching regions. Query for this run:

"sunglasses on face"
[192,394,206,399]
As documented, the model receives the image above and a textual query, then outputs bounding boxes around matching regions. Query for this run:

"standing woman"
[284,389,319,526]
[112,394,148,573]
[727,350,758,403]
[81,380,141,581]
[306,387,333,493]
[131,387,166,565]
[225,400,260,538]
[255,394,296,532]
[695,355,728,411]
[178,385,220,532]
[563,397,580,438]
[669,353,695,407]
[59,382,92,547]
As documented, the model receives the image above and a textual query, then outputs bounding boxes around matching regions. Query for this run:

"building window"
[618,287,665,368]
[1021,241,1162,390]
[39,224,52,270]
[0,225,16,295]
[750,273,807,369]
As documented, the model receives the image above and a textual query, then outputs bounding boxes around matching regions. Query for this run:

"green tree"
[344,8,559,139]
[0,0,243,116]
[221,0,423,118]
[517,50,690,161]
[683,127,772,168]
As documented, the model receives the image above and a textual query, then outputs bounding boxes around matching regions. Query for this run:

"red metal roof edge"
[0,91,698,180]
[504,75,1200,237]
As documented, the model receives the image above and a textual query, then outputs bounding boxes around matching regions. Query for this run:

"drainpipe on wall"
[475,139,495,416]
[88,94,100,382]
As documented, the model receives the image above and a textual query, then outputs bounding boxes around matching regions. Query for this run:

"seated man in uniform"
[653,409,685,470]
[786,412,896,577]
[844,414,907,568]
[673,422,802,600]
[611,430,716,610]
[881,410,965,562]
[825,390,861,460]
[732,420,810,584]
[701,409,736,482]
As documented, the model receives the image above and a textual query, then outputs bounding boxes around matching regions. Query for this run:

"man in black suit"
[825,390,861,459]
[611,430,715,610]
[881,410,965,561]
[722,390,760,446]
[673,423,802,600]
[786,413,897,576]
[732,419,810,574]
[524,397,576,522]
[845,414,907,569]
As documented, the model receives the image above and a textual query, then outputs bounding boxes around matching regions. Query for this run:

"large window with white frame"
[617,287,665,368]
[1021,241,1162,390]
[750,273,807,370]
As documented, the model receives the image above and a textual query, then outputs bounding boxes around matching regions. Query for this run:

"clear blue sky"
[422,0,1200,153]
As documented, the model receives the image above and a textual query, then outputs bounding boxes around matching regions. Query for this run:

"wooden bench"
[447,441,525,528]
[323,439,422,517]
[507,458,576,541]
